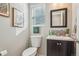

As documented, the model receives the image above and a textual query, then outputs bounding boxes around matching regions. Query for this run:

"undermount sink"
[46,35,75,41]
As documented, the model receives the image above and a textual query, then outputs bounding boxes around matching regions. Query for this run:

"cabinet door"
[47,40,67,56]
[57,40,67,56]
[47,40,60,56]
[67,41,75,56]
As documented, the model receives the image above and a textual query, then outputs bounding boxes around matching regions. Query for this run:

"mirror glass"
[50,8,67,27]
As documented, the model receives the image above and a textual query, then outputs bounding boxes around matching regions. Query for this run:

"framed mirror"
[50,8,67,28]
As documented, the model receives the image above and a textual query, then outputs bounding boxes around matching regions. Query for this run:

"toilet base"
[22,47,37,56]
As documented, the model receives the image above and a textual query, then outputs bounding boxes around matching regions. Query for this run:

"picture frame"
[33,26,40,34]
[12,8,24,28]
[0,3,10,16]
[50,8,67,28]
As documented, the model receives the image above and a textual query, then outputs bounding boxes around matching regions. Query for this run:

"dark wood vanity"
[47,39,76,56]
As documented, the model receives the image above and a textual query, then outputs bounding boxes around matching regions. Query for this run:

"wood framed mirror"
[50,8,67,28]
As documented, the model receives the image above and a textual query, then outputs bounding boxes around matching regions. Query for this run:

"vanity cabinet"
[47,40,75,56]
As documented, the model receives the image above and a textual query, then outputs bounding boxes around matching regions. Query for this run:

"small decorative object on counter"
[33,27,40,34]
[49,30,52,35]
[65,28,70,36]
[49,30,55,35]
[56,30,66,36]
[71,33,76,40]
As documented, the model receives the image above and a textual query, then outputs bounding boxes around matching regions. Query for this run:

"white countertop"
[46,35,75,41]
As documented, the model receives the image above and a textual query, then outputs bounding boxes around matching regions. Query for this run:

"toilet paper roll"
[0,50,8,56]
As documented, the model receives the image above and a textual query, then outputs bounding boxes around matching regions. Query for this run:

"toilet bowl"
[22,35,42,56]
[22,47,37,56]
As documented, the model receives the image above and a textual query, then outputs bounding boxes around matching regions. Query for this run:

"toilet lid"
[22,47,37,56]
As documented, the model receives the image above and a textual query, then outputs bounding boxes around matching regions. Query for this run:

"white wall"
[0,3,29,56]
[72,4,77,33]
[76,3,79,56]
[71,3,79,56]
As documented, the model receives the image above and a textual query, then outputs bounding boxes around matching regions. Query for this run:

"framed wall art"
[0,3,10,16]
[33,26,40,34]
[12,8,24,28]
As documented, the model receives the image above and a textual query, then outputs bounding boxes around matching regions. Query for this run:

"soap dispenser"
[49,30,51,35]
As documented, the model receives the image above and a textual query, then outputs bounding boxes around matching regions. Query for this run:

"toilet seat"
[22,47,37,56]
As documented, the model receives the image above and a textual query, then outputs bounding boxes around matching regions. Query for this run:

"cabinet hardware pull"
[57,43,59,45]
[57,43,62,45]
[59,43,61,45]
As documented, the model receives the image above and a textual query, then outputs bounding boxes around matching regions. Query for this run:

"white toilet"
[22,35,42,56]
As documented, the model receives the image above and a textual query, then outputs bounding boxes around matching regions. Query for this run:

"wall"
[75,3,79,56]
[0,3,29,56]
[71,3,79,56]
[72,4,77,33]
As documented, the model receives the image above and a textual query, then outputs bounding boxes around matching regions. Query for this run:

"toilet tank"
[31,35,42,47]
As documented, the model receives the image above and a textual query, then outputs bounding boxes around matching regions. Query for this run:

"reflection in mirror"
[50,8,67,28]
